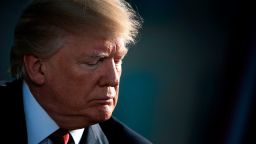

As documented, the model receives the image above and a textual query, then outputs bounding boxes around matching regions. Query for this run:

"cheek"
[46,66,97,103]
[65,74,96,96]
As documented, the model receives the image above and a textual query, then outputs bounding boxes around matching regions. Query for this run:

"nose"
[99,58,120,87]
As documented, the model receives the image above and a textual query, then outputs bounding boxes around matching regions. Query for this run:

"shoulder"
[0,79,23,105]
[0,79,27,143]
[99,117,153,144]
[0,79,22,92]
[0,79,11,92]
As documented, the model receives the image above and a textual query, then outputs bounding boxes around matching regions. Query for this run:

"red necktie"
[48,129,75,144]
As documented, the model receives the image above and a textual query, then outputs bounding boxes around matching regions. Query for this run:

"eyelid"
[88,57,105,65]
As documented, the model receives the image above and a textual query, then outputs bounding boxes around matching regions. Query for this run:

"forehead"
[64,34,127,56]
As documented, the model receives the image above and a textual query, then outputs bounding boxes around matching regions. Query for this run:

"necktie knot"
[48,129,74,144]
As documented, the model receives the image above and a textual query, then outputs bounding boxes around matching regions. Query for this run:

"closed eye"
[87,58,105,66]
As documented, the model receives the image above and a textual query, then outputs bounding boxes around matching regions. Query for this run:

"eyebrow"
[90,47,128,58]
[89,51,110,59]
[116,48,128,58]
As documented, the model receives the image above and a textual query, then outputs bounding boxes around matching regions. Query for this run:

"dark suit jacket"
[0,79,152,144]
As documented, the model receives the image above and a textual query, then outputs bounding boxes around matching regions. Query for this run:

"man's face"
[38,34,127,129]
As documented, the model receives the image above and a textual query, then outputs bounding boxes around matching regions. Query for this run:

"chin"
[93,105,114,122]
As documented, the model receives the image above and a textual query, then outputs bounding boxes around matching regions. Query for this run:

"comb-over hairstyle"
[10,0,142,78]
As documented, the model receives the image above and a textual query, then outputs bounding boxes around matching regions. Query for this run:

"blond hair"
[10,0,142,78]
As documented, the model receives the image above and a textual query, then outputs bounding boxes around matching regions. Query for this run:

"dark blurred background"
[1,0,255,144]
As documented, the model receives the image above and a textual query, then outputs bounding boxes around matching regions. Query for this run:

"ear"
[23,54,46,85]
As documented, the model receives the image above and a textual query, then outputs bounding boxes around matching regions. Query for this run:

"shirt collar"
[70,128,85,144]
[22,81,84,144]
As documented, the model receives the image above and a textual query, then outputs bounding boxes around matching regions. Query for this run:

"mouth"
[93,97,114,105]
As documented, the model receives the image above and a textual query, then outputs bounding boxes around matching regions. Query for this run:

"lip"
[94,98,113,105]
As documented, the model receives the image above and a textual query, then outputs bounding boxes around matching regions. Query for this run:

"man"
[0,0,152,143]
